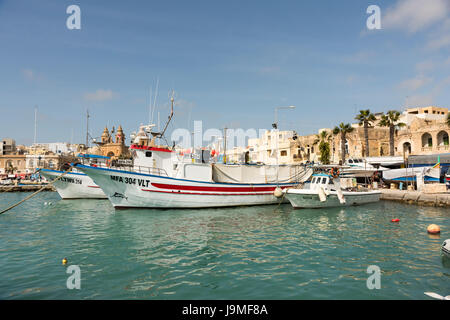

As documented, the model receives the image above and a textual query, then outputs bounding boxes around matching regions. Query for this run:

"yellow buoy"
[427,224,441,234]
[62,258,68,265]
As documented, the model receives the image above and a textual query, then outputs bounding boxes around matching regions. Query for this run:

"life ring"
[330,168,340,178]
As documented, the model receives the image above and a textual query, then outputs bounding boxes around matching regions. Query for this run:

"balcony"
[437,145,449,151]
[421,146,433,152]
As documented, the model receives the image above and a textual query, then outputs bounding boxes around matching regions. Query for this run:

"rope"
[274,191,287,212]
[0,168,71,215]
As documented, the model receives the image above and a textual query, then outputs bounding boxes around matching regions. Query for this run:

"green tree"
[314,131,331,164]
[447,113,450,127]
[378,110,406,156]
[355,109,376,157]
[332,123,354,164]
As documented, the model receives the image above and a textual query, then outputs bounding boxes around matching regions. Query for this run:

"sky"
[0,0,449,146]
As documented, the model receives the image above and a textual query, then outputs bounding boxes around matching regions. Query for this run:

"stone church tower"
[96,125,129,159]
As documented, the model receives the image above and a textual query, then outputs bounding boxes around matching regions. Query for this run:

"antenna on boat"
[151,77,159,125]
[34,106,37,146]
[148,86,153,125]
[149,89,175,146]
[85,109,90,148]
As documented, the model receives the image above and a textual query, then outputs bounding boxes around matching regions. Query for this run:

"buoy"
[427,224,441,234]
[391,218,400,223]
[274,187,283,198]
[62,258,68,265]
[442,240,450,257]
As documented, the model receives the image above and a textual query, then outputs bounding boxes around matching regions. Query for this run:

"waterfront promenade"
[381,189,450,207]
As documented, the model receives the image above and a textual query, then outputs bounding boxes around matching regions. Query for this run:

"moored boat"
[381,166,440,183]
[75,145,311,208]
[283,173,381,209]
[38,154,110,199]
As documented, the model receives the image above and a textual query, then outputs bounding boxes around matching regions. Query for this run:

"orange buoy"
[427,224,441,234]
[391,219,400,223]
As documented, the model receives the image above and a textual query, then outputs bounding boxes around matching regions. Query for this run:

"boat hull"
[382,167,440,183]
[39,169,107,199]
[75,164,295,209]
[284,190,381,208]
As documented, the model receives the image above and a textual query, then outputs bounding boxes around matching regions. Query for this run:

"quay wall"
[0,185,55,192]
[380,189,450,207]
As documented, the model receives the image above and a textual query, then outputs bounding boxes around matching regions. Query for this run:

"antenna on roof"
[151,76,159,124]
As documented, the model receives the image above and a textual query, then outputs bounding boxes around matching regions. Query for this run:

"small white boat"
[38,154,110,199]
[382,166,440,183]
[340,158,388,178]
[283,173,381,208]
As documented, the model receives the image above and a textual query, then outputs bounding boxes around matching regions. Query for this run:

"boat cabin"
[306,173,333,190]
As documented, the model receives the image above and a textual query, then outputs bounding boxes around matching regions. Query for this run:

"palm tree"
[313,131,331,164]
[333,123,354,164]
[355,109,376,157]
[378,110,406,156]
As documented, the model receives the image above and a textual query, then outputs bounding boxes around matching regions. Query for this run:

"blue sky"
[0,0,449,145]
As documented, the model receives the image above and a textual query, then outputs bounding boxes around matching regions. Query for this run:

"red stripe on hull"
[151,182,290,192]
[141,189,275,196]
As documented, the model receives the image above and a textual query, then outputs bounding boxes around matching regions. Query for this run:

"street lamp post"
[273,106,296,185]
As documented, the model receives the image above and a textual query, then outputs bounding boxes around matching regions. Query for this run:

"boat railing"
[110,165,169,177]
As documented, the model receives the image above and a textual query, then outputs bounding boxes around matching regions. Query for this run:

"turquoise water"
[0,191,449,300]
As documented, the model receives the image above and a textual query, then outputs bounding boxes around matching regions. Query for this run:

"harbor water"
[0,192,449,299]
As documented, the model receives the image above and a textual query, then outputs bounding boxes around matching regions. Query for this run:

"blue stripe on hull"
[75,164,295,186]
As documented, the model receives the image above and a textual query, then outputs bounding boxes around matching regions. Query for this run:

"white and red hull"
[75,164,295,208]
[39,168,107,199]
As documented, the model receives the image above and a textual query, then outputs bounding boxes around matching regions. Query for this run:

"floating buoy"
[442,240,450,257]
[391,218,400,223]
[62,258,68,265]
[427,224,441,234]
[274,187,283,198]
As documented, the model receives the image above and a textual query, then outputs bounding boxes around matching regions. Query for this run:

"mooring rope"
[0,168,71,215]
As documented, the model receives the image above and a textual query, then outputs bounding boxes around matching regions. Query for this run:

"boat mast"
[86,109,90,148]
[223,127,227,164]
[34,106,37,146]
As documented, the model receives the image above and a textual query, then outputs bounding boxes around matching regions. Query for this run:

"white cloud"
[405,95,434,107]
[22,68,43,81]
[22,69,34,80]
[426,34,450,50]
[83,89,117,101]
[415,60,435,73]
[384,0,449,33]
[398,75,433,91]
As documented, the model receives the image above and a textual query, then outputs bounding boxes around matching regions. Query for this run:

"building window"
[280,150,287,156]
[145,151,152,157]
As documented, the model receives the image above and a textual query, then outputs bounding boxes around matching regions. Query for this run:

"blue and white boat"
[381,166,440,183]
[38,154,110,199]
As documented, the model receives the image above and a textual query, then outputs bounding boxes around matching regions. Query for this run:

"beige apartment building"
[395,106,449,157]
[245,106,448,165]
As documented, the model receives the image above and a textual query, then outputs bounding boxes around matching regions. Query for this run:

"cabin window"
[311,177,317,184]
[321,177,327,184]
[145,151,152,157]
[349,159,353,163]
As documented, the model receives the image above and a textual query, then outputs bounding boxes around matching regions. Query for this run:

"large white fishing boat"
[39,154,109,199]
[283,173,381,209]
[75,97,313,209]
